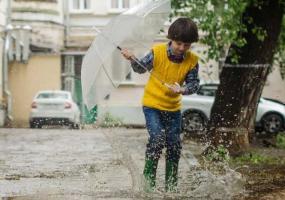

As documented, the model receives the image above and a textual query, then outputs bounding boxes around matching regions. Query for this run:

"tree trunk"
[206,0,283,156]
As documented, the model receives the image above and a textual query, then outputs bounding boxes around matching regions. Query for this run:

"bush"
[101,112,123,128]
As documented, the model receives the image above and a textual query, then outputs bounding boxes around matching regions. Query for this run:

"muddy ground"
[233,140,285,200]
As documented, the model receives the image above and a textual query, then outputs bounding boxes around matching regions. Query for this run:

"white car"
[182,83,285,134]
[29,90,81,129]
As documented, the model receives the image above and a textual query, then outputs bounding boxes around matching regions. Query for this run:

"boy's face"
[171,40,191,55]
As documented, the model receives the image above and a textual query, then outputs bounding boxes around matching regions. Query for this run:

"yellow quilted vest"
[142,43,199,111]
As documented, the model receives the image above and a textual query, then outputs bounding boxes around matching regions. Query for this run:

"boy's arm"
[181,64,200,95]
[130,51,154,74]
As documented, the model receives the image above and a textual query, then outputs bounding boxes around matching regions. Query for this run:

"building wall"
[0,0,6,27]
[12,0,63,23]
[66,0,147,49]
[9,55,61,127]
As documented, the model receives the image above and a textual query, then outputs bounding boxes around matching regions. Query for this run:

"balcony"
[12,0,63,24]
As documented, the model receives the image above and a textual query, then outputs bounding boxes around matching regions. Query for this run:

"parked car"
[29,90,81,129]
[181,83,285,134]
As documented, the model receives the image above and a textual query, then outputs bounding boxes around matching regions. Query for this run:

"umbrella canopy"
[81,0,171,111]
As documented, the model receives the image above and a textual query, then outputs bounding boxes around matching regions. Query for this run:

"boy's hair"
[167,18,199,43]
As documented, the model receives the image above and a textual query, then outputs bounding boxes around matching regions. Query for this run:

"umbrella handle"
[164,83,171,89]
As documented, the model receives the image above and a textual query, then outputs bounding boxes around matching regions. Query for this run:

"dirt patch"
[233,165,285,199]
[232,136,285,199]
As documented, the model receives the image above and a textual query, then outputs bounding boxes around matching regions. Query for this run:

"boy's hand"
[168,82,185,94]
[121,49,135,61]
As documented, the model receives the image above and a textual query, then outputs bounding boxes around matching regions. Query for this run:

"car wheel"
[30,123,36,128]
[182,111,206,133]
[69,122,80,129]
[30,121,42,129]
[262,113,283,134]
[73,123,80,129]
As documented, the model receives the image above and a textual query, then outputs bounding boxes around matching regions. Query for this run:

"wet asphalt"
[0,127,242,199]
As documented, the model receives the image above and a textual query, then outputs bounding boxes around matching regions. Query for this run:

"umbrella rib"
[94,45,118,88]
[93,26,121,51]
[101,63,118,88]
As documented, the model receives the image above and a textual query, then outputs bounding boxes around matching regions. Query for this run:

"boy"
[121,18,200,192]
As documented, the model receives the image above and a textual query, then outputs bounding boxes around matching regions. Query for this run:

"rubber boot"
[165,160,178,192]
[143,158,158,192]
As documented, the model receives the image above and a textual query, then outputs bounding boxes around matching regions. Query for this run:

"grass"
[230,151,284,165]
[276,132,285,149]
[229,132,285,165]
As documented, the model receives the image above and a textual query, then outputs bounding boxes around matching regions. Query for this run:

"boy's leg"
[143,106,166,191]
[164,110,182,192]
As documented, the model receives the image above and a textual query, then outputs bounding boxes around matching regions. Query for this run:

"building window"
[62,56,75,93]
[64,77,75,94]
[64,55,75,76]
[111,0,129,9]
[71,0,91,11]
[62,55,84,104]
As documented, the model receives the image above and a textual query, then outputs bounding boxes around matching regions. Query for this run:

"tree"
[172,0,285,155]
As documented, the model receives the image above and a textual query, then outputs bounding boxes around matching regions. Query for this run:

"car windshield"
[197,85,218,96]
[37,93,69,99]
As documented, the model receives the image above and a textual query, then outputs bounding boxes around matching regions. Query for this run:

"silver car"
[29,90,81,129]
[181,83,285,134]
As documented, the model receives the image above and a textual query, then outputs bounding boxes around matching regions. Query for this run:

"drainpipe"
[63,0,70,47]
[3,0,13,121]
[3,25,13,121]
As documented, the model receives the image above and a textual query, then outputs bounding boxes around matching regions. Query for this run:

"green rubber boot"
[165,160,178,192]
[143,158,158,192]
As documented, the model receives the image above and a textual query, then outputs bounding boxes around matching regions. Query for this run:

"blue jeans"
[143,106,182,162]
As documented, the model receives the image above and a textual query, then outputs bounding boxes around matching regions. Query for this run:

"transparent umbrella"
[81,0,171,111]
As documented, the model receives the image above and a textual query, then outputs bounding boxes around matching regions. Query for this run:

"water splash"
[129,149,245,199]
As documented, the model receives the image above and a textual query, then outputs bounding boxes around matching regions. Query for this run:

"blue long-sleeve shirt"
[131,43,200,95]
